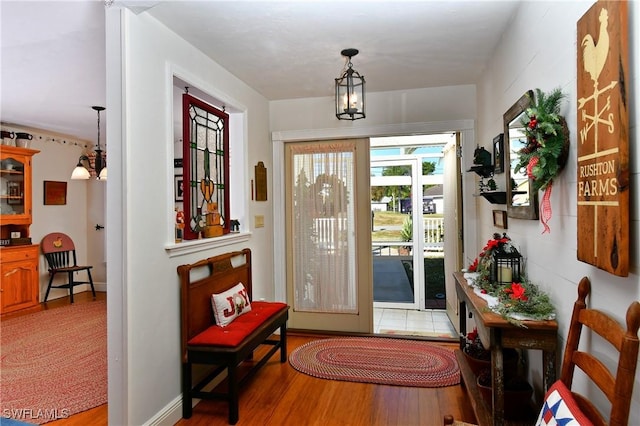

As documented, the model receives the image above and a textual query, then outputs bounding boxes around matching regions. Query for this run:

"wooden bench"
[178,248,289,424]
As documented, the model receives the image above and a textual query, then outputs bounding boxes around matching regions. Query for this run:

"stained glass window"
[182,94,229,240]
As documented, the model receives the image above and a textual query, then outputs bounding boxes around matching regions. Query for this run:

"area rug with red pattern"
[289,337,459,387]
[1,301,107,424]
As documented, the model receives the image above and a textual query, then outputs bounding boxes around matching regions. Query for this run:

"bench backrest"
[177,248,253,359]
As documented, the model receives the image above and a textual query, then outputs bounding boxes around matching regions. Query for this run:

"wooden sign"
[254,161,267,201]
[576,0,629,276]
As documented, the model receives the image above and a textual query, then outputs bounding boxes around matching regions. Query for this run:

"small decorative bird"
[53,237,63,248]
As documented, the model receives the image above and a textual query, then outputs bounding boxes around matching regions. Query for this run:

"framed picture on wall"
[493,133,504,174]
[493,210,508,229]
[175,175,184,202]
[43,181,67,205]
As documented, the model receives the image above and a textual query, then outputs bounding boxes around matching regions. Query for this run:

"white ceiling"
[0,0,521,142]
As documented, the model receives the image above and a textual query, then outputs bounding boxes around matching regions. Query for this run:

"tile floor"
[373,307,458,338]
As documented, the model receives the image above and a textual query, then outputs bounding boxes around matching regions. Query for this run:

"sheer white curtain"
[288,141,357,314]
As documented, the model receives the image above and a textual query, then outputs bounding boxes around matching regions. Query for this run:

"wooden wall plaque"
[576,0,629,276]
[255,161,267,201]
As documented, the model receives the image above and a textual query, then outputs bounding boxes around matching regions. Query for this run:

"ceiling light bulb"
[71,164,91,180]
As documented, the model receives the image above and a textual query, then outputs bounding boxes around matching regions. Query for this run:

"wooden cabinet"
[1,245,39,314]
[1,146,39,234]
[1,145,40,315]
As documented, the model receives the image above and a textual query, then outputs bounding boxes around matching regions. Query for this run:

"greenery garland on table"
[494,278,556,326]
[467,234,555,326]
[514,87,569,193]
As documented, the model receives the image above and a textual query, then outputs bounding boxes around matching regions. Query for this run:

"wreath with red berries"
[514,88,570,193]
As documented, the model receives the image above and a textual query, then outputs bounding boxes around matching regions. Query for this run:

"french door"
[284,138,372,333]
[371,158,423,310]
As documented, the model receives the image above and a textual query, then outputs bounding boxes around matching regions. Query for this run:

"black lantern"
[491,243,522,284]
[335,48,365,121]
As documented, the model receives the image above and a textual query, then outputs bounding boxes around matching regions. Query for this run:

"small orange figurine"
[175,209,185,242]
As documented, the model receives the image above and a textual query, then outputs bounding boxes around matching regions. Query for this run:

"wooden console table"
[453,272,558,426]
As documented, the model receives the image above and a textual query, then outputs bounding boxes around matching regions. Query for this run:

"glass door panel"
[1,156,26,216]
[371,159,421,309]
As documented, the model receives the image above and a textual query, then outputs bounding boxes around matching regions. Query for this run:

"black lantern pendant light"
[335,48,366,120]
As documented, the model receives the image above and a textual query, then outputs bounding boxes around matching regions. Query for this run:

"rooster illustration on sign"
[53,236,63,248]
[581,9,609,84]
[578,7,617,145]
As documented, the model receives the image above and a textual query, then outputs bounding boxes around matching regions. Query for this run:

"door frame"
[272,120,477,330]
[370,157,423,310]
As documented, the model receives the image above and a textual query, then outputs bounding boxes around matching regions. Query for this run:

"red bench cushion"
[188,301,288,348]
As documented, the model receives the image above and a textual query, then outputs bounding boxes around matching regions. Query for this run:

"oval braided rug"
[1,300,106,424]
[289,337,459,387]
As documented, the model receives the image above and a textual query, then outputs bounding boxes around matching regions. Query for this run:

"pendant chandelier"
[71,106,107,180]
[335,48,366,121]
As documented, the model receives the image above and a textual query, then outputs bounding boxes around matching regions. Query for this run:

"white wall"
[270,84,477,132]
[105,8,272,425]
[0,124,108,296]
[476,1,639,422]
[0,130,106,298]
[270,85,480,276]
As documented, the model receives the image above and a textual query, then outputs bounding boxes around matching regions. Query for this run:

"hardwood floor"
[174,333,476,426]
[4,293,476,425]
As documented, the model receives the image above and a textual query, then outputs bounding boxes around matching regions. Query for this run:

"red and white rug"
[1,301,107,424]
[289,337,459,387]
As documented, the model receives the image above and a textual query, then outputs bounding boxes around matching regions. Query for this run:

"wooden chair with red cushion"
[41,232,96,303]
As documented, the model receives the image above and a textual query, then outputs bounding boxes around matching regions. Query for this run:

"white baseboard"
[144,395,183,426]
[42,282,107,302]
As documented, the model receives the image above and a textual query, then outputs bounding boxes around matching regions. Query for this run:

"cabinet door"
[1,146,37,227]
[1,257,38,314]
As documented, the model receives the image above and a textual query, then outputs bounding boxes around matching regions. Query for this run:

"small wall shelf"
[479,191,507,204]
[467,165,494,178]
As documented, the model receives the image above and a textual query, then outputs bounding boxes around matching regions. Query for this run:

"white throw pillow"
[211,282,252,327]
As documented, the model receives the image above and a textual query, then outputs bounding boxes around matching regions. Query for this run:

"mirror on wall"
[504,90,539,220]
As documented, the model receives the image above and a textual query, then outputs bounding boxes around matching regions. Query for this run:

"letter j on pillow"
[211,282,252,327]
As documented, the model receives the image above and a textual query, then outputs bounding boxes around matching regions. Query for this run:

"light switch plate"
[255,215,264,228]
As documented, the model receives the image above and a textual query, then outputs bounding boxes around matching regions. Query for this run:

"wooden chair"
[558,276,640,426]
[41,232,96,303]
[445,276,640,426]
